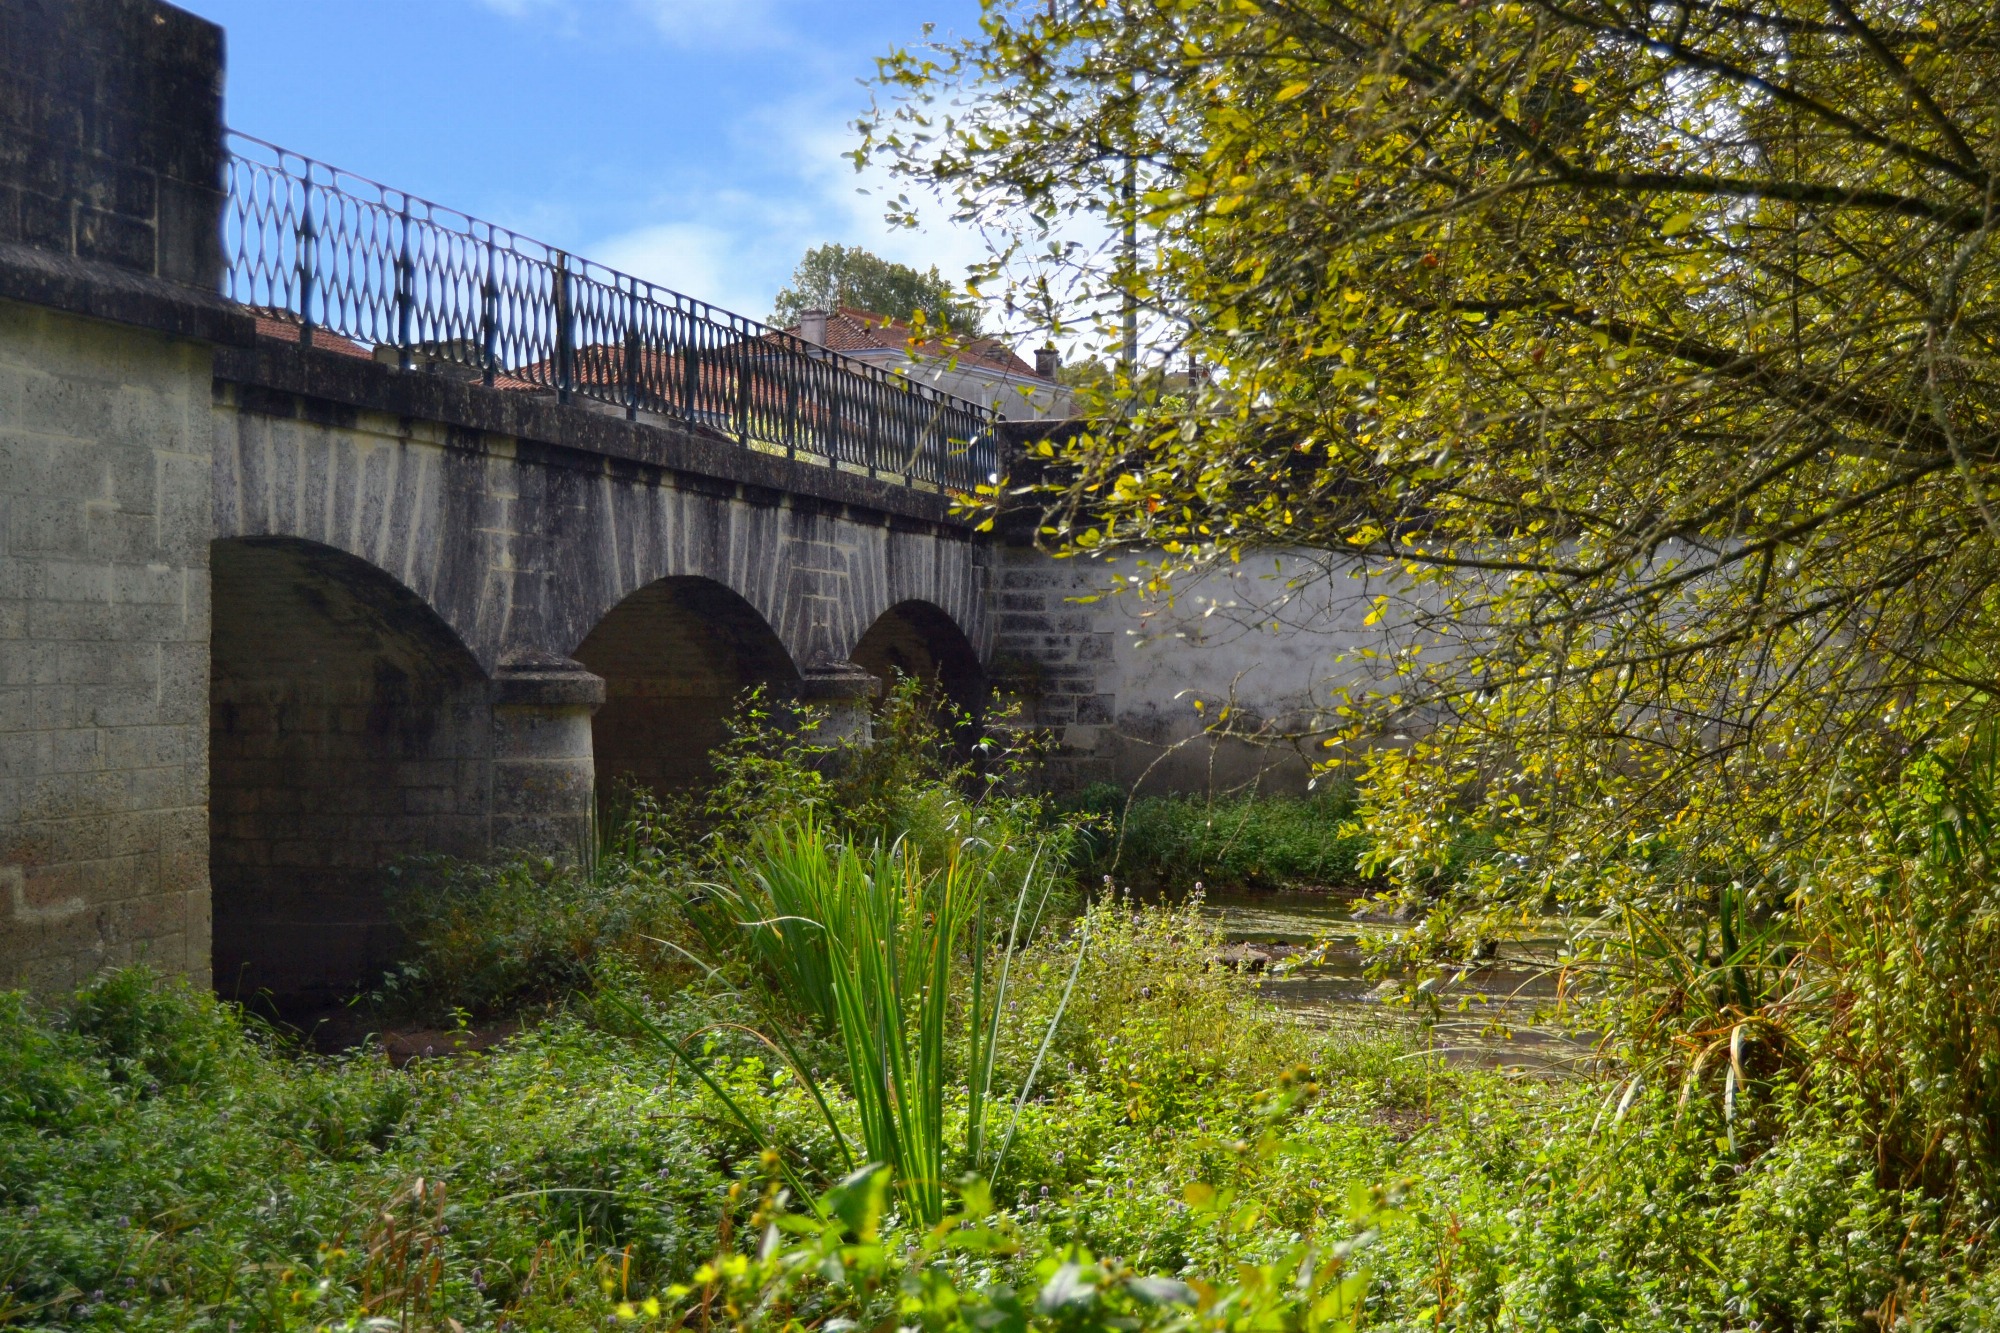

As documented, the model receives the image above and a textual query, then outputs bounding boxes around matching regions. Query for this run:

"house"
[787,306,1075,421]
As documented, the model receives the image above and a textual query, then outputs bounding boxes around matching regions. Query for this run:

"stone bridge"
[0,0,992,1002]
[199,342,988,1001]
[0,0,1383,1003]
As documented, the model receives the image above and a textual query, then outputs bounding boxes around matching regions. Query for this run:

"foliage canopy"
[769,242,984,333]
[865,0,2000,916]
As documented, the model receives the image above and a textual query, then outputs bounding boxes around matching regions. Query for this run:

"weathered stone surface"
[209,378,992,678]
[0,0,225,289]
[0,298,214,992]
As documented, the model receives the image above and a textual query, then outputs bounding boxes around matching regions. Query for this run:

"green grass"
[6,697,1999,1329]
[0,946,1946,1332]
[0,969,829,1331]
[1074,784,1373,890]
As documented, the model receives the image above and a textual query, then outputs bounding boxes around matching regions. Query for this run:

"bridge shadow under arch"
[209,537,492,1009]
[572,577,800,796]
[850,599,986,714]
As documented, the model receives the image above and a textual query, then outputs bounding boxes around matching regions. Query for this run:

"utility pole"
[1121,150,1138,371]
[1118,0,1139,374]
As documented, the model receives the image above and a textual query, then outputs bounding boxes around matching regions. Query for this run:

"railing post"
[295,173,315,348]
[824,362,842,467]
[682,337,700,423]
[865,376,883,477]
[480,250,498,387]
[554,250,575,405]
[395,197,415,371]
[734,326,751,443]
[783,342,800,458]
[624,325,641,421]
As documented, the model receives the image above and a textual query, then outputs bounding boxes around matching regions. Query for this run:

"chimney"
[1034,346,1060,380]
[800,309,829,346]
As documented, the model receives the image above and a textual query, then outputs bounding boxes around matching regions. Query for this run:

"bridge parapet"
[223,133,1000,496]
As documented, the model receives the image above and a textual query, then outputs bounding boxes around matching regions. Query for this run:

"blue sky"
[182,0,985,323]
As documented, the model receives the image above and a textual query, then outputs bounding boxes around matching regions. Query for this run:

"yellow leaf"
[1276,81,1310,101]
[1661,211,1696,236]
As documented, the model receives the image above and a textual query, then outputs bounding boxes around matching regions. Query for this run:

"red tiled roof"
[514,343,857,420]
[517,340,989,432]
[791,307,1045,380]
[245,308,542,388]
[249,310,373,359]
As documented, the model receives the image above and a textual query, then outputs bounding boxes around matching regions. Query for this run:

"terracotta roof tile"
[248,309,373,359]
[245,308,546,387]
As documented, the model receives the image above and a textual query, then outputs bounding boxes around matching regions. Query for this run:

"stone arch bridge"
[0,0,996,1003]
[1,0,1373,1004]
[200,342,989,1000]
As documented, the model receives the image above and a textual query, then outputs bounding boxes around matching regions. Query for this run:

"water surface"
[1185,885,1595,1076]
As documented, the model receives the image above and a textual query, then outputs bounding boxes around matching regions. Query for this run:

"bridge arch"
[208,536,494,1009]
[571,576,800,796]
[850,599,985,710]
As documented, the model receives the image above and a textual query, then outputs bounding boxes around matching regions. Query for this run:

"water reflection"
[1174,885,1596,1076]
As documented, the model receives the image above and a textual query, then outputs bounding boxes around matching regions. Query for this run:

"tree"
[866,1,2000,1183]
[769,243,984,334]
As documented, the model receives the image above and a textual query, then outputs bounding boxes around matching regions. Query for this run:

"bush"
[0,992,106,1129]
[378,847,700,1021]
[63,966,246,1093]
[0,969,822,1331]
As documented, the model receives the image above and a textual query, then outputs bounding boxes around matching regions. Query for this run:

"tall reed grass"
[678,820,1078,1224]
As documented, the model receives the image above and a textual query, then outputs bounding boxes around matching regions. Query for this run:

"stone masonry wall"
[0,0,227,993]
[0,0,226,287]
[994,542,1397,796]
[0,298,214,991]
[989,547,1120,792]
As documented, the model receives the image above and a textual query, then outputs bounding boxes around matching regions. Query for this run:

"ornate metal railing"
[221,132,998,492]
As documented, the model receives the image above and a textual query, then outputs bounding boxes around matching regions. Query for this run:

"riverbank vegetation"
[19,0,2000,1325]
[1071,784,1371,891]
[5,689,1998,1329]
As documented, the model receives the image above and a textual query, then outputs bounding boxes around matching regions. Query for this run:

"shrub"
[63,966,245,1093]
[989,888,1312,1108]
[0,992,105,1129]
[378,850,698,1021]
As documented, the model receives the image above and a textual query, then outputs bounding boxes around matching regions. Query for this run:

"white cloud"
[478,2,1106,358]
[580,94,1113,363]
[581,99,998,328]
[629,0,786,48]
[476,0,790,50]
[592,219,778,322]
[786,117,994,285]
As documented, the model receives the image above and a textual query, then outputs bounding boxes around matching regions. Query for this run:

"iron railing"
[221,132,998,492]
